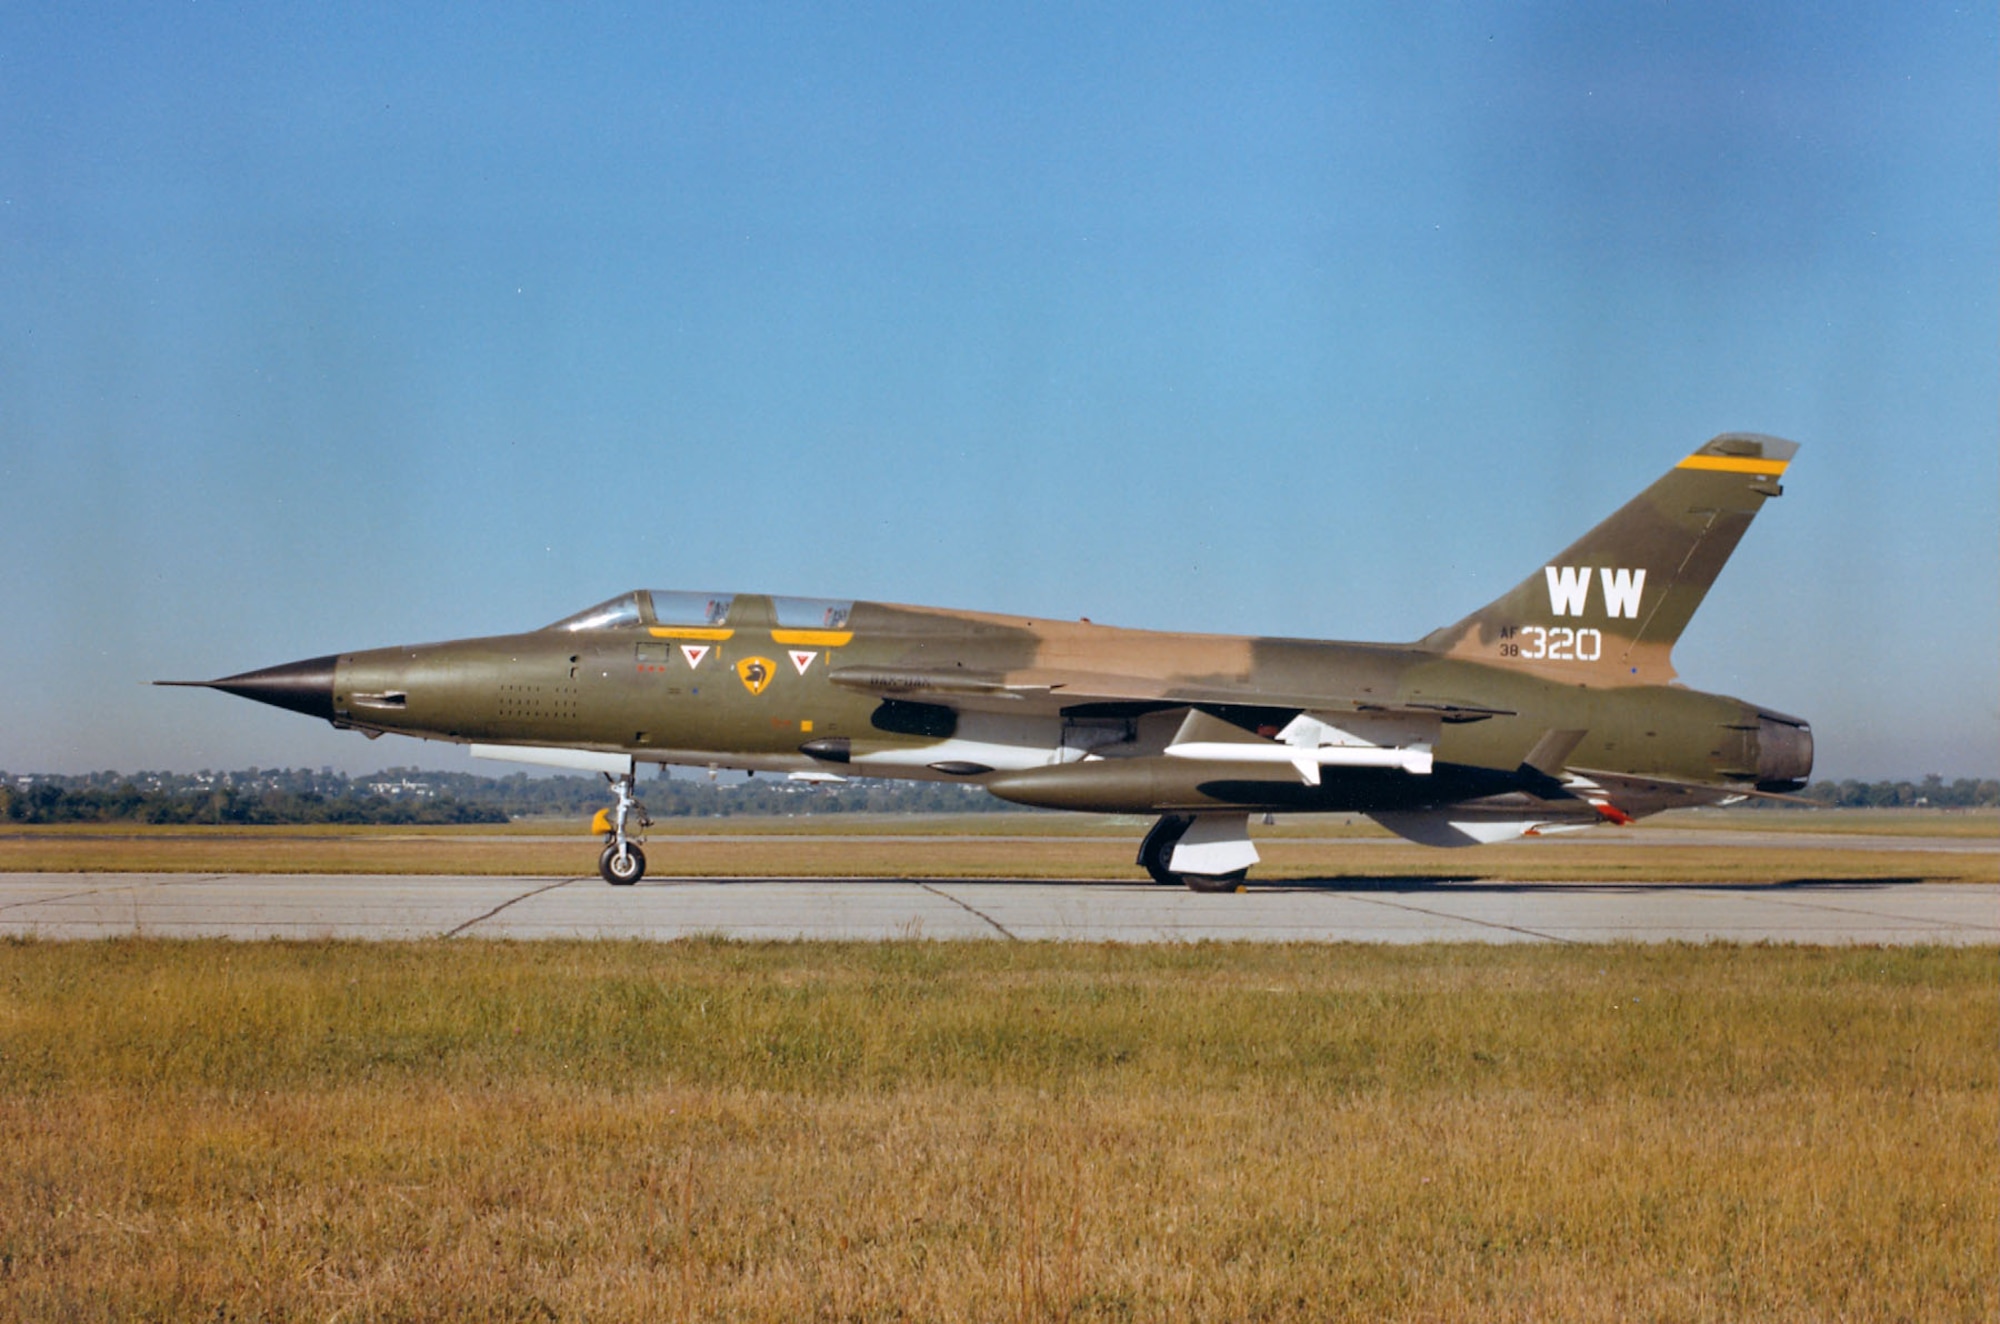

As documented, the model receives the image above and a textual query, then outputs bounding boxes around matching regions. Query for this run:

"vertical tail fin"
[1420,433,1798,684]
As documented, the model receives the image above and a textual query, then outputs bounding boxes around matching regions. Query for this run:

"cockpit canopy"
[543,591,853,632]
[772,596,852,629]
[648,591,735,628]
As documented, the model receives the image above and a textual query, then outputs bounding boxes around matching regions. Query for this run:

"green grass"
[1,939,1992,1320]
[2,809,1993,881]
[1642,807,1999,838]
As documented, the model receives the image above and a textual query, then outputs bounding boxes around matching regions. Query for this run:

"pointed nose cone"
[167,655,340,722]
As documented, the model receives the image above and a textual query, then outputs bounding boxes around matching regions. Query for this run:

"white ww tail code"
[1544,566,1647,619]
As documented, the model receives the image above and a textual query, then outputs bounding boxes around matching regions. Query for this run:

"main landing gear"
[1137,813,1256,893]
[596,771,652,885]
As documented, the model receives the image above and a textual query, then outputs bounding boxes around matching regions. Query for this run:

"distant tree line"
[1,767,1992,826]
[0,766,1018,825]
[1797,776,1999,809]
[0,780,508,826]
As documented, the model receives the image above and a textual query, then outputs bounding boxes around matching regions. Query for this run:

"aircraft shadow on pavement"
[648,874,1935,893]
[1259,875,1932,895]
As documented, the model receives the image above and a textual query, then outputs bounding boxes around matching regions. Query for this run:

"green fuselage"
[321,593,1800,817]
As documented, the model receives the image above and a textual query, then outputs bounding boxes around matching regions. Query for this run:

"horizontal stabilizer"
[1565,767,1815,812]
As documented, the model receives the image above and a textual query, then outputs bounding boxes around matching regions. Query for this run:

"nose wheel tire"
[599,842,646,886]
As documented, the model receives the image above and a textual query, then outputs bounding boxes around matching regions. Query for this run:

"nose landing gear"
[596,771,652,885]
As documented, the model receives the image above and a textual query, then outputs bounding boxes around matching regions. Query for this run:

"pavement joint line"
[445,877,585,938]
[0,871,225,914]
[1333,889,1573,944]
[3,876,1994,945]
[1682,887,2000,935]
[917,882,1020,941]
[0,885,119,913]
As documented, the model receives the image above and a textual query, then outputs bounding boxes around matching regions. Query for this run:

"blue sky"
[2,2,1993,779]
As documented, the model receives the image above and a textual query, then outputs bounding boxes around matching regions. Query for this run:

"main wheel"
[1179,869,1248,894]
[599,842,646,885]
[1137,814,1193,885]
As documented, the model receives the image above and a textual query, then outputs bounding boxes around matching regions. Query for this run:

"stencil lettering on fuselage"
[1544,566,1646,619]
[1598,567,1646,618]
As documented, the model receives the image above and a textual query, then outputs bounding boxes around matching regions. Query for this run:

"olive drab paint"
[164,434,1812,887]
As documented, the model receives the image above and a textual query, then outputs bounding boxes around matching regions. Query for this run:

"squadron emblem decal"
[736,656,776,696]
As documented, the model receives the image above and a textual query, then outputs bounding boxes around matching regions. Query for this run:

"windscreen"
[544,594,643,632]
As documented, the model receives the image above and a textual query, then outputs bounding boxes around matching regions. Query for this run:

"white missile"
[1163,740,1432,785]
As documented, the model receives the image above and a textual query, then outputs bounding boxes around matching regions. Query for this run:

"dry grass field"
[1,808,1993,883]
[2,939,1992,1321]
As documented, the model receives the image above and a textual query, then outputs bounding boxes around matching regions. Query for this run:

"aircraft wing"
[825,664,1513,723]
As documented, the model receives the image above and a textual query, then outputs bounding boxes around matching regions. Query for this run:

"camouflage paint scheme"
[169,435,1811,886]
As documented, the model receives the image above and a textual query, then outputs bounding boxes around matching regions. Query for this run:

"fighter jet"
[164,434,1811,888]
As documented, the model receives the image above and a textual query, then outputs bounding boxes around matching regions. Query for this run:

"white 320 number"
[1511,626,1602,661]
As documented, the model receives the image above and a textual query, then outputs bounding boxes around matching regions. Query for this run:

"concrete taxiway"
[1,873,1994,944]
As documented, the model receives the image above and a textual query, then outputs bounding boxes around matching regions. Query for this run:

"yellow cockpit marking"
[771,629,854,647]
[1676,454,1790,475]
[650,627,735,641]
